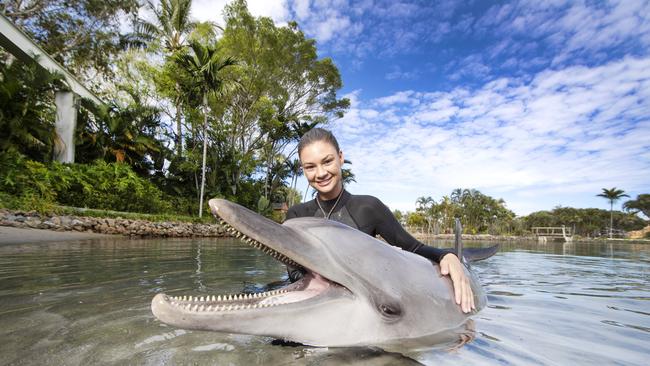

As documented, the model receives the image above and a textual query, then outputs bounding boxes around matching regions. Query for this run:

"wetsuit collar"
[316,189,351,215]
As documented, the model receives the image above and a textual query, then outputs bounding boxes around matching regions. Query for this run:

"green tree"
[75,95,165,175]
[134,0,199,156]
[597,187,629,238]
[341,159,356,186]
[285,158,302,205]
[174,39,237,217]
[217,0,349,198]
[2,0,139,77]
[623,194,650,219]
[0,58,61,161]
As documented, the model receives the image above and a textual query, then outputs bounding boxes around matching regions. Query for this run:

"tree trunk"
[609,201,614,239]
[198,96,209,218]
[175,84,183,156]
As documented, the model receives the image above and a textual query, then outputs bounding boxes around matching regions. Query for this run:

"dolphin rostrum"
[151,199,491,347]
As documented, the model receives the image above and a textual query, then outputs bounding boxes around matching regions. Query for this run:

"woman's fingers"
[440,253,475,313]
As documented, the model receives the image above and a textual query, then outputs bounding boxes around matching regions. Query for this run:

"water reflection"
[0,238,648,365]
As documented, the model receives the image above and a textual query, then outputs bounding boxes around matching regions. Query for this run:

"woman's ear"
[338,150,345,165]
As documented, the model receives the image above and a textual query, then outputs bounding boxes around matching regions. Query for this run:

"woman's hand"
[440,253,475,313]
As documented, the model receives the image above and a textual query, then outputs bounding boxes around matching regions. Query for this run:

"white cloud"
[247,0,290,24]
[293,0,311,20]
[191,0,290,26]
[332,57,650,214]
[481,0,650,68]
[191,0,231,24]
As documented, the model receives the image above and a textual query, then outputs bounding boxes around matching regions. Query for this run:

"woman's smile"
[299,140,344,200]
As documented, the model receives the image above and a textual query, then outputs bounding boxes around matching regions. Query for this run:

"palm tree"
[342,159,356,186]
[135,0,197,156]
[0,60,62,161]
[174,40,237,217]
[416,196,434,212]
[597,187,629,238]
[286,158,302,206]
[623,194,650,219]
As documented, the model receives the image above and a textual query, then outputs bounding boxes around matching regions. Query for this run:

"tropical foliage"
[0,0,348,217]
[0,56,62,161]
[522,206,645,237]
[2,0,140,77]
[409,189,516,235]
[401,189,647,237]
[623,194,650,219]
[597,187,630,238]
[0,150,172,214]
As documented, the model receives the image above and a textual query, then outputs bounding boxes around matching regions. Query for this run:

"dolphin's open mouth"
[152,198,488,346]
[152,203,350,317]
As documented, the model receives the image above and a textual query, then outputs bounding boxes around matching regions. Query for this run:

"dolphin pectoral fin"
[463,244,499,262]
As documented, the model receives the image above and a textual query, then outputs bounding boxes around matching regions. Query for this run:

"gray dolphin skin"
[151,198,488,347]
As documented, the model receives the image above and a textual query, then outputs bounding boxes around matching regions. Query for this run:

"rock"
[25,218,42,228]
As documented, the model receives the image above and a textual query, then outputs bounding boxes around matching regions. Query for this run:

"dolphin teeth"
[198,305,205,311]
[211,295,215,301]
[217,295,222,301]
[226,305,232,311]
[200,296,204,302]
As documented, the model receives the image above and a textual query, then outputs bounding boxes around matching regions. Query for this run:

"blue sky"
[188,0,650,215]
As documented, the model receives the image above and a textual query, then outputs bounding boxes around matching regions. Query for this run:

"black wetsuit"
[285,190,453,282]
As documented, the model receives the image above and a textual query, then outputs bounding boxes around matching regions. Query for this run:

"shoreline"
[0,226,115,245]
[0,208,226,239]
[2,208,647,245]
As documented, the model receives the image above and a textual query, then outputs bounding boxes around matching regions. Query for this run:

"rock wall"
[0,209,226,238]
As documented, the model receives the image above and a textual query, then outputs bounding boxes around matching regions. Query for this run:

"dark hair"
[297,128,341,157]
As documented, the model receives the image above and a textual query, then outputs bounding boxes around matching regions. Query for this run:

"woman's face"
[300,140,344,200]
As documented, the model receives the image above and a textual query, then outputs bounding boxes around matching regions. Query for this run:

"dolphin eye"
[379,303,401,318]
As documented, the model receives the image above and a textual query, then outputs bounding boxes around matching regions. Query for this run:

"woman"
[285,128,475,313]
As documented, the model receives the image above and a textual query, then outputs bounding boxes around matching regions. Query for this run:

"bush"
[0,150,57,212]
[0,151,173,214]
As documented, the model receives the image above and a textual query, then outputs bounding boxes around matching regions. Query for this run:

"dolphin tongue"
[259,272,331,305]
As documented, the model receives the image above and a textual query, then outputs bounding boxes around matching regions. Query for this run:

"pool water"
[0,238,648,365]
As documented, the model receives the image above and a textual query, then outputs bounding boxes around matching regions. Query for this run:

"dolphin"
[151,198,491,347]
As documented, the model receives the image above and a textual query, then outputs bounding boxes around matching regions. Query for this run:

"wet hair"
[297,128,341,157]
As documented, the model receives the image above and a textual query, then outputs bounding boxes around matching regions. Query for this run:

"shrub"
[0,151,173,214]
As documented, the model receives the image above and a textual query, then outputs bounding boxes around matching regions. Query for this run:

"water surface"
[0,238,648,365]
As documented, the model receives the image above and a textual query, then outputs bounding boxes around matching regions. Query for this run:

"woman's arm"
[371,198,475,313]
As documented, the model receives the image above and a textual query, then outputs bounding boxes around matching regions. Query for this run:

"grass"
[54,206,217,224]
